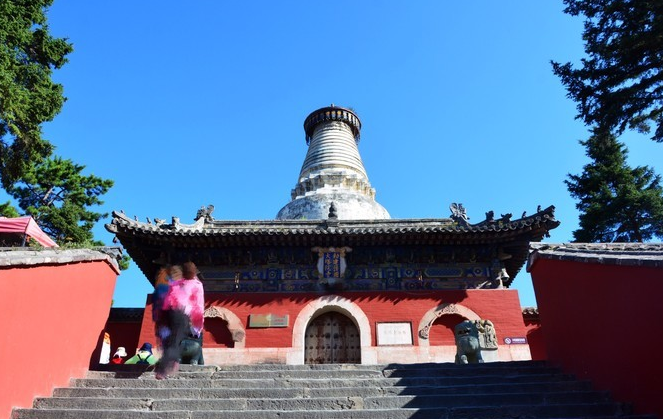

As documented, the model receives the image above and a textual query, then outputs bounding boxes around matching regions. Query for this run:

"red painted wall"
[0,260,118,419]
[530,258,663,418]
[523,320,546,360]
[138,289,528,350]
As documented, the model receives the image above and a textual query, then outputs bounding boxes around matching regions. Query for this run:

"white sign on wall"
[377,322,413,346]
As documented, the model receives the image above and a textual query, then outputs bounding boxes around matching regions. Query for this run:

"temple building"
[107,105,559,365]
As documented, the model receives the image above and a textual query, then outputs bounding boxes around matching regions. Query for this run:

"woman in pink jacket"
[155,261,205,379]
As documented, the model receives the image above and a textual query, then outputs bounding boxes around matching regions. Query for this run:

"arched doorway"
[429,313,466,346]
[305,312,360,364]
[203,306,246,348]
[417,303,481,348]
[203,317,234,348]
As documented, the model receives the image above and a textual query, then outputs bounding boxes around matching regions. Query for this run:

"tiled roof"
[527,242,663,270]
[107,206,559,241]
[106,206,560,284]
[0,247,122,272]
[522,306,539,320]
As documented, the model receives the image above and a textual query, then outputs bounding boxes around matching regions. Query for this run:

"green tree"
[566,130,663,242]
[0,200,19,217]
[552,0,663,142]
[0,0,73,188]
[6,156,114,244]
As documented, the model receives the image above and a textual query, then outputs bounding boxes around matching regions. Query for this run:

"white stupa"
[276,105,390,220]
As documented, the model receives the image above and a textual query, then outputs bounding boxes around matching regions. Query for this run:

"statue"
[449,203,470,226]
[195,204,215,222]
[179,335,204,365]
[478,320,497,349]
[454,320,484,364]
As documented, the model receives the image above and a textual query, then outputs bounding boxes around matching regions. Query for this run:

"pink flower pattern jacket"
[162,277,205,336]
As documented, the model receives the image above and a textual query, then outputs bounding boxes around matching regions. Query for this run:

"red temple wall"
[530,258,663,418]
[523,320,546,360]
[0,260,118,419]
[137,289,528,351]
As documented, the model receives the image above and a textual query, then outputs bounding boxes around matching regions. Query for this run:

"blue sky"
[5,1,662,308]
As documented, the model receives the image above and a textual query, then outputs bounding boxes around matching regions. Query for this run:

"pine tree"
[552,0,663,142]
[566,130,663,242]
[0,0,73,188]
[1,2,118,249]
[6,157,114,244]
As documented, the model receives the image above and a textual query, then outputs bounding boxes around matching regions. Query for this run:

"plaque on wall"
[312,246,351,279]
[249,314,289,328]
[376,322,413,346]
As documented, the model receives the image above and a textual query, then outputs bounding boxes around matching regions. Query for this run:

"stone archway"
[203,306,246,348]
[290,295,372,365]
[417,303,481,348]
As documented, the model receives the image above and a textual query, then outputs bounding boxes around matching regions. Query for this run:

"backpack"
[136,352,152,364]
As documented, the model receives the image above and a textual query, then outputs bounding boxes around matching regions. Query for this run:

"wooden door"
[305,312,360,364]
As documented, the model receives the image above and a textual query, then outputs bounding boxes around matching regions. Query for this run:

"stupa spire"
[276,105,390,220]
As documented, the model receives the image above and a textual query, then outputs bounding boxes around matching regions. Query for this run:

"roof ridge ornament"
[328,202,338,220]
[195,204,215,222]
[325,202,340,229]
[449,203,470,226]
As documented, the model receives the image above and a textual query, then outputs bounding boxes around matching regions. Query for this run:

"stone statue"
[454,320,484,364]
[479,320,497,349]
[179,335,204,365]
[450,203,470,225]
[195,205,215,222]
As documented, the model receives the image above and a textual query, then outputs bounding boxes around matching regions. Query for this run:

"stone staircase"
[11,361,655,419]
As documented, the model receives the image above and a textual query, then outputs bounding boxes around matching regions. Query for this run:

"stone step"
[13,362,646,419]
[186,402,635,419]
[195,360,550,371]
[13,410,193,419]
[210,366,558,379]
[72,372,577,389]
[94,364,218,373]
[53,379,594,399]
[383,365,560,377]
[13,405,650,419]
[86,365,561,380]
[33,391,612,411]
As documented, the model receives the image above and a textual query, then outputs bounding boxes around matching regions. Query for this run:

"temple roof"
[106,205,560,283]
[527,242,663,270]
